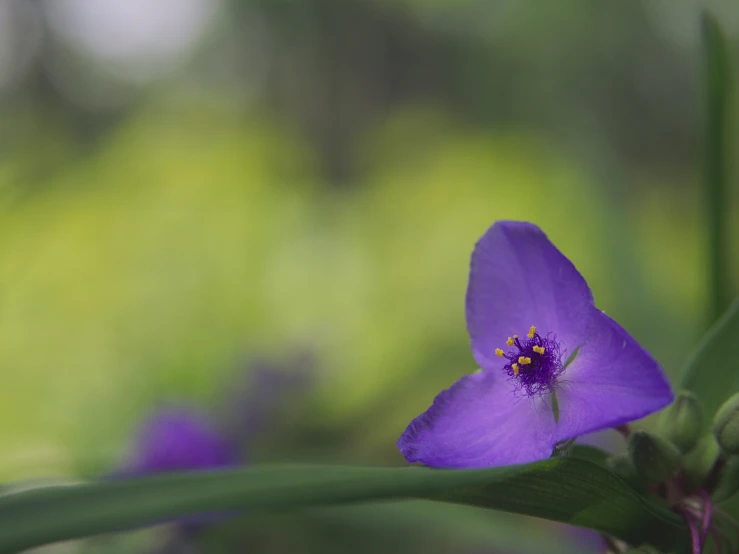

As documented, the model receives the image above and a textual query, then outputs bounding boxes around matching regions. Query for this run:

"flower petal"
[466,221,594,369]
[398,369,556,468]
[552,308,674,443]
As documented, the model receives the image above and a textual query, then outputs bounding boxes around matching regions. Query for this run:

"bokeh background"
[1,0,738,552]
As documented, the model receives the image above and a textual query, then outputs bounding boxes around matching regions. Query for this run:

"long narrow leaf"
[0,459,687,553]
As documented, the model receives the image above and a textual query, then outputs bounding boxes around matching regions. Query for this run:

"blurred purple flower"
[121,351,315,478]
[109,354,316,552]
[125,406,237,475]
[398,221,673,468]
[111,406,238,538]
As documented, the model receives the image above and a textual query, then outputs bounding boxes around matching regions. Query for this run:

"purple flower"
[109,358,315,548]
[115,406,238,534]
[398,221,673,468]
[125,406,236,475]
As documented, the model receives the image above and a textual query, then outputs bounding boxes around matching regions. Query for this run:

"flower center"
[494,325,564,397]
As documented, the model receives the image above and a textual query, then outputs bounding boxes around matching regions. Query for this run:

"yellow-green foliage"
[0,104,704,480]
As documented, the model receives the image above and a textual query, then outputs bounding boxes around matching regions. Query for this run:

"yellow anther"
[533,345,545,355]
[518,356,532,365]
[513,334,518,339]
[527,326,536,338]
[512,363,519,376]
[495,348,505,357]
[506,337,515,347]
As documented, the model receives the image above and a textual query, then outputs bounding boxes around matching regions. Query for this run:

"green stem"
[702,11,732,324]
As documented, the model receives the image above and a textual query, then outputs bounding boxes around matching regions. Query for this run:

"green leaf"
[0,459,688,553]
[306,501,595,554]
[568,444,610,466]
[679,297,739,430]
[197,501,597,554]
[701,10,733,322]
[713,457,739,503]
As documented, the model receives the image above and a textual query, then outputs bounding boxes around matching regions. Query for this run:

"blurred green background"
[0,0,738,552]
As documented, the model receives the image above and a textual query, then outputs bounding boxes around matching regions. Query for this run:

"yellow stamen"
[513,334,518,339]
[533,345,545,355]
[527,325,536,338]
[512,363,519,376]
[518,356,532,365]
[506,337,515,347]
[495,348,505,357]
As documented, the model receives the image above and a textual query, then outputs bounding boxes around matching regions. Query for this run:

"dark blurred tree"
[0,0,709,188]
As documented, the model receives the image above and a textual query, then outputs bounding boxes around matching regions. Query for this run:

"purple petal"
[552,308,674,443]
[466,221,594,369]
[398,370,556,468]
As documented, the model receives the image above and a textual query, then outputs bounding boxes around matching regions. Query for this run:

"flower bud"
[713,456,739,503]
[628,431,681,482]
[606,454,645,490]
[681,433,720,486]
[657,390,703,453]
[713,393,739,455]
